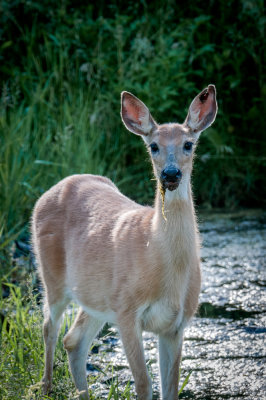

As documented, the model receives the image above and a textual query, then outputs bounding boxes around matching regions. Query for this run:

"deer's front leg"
[159,328,184,400]
[118,313,152,400]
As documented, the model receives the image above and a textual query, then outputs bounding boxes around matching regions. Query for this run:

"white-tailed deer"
[32,85,217,399]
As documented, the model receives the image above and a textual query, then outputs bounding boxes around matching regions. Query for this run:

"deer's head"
[121,86,217,195]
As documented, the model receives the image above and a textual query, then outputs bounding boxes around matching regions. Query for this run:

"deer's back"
[32,174,157,310]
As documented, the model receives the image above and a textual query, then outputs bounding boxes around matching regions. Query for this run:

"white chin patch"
[165,175,189,201]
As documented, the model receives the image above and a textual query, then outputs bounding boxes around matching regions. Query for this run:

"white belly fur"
[68,286,187,336]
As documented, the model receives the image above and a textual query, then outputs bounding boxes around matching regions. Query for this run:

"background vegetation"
[1,0,265,250]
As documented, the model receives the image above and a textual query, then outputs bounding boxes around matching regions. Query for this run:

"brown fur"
[32,85,217,400]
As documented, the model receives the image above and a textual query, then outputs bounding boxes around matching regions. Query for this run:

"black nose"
[161,167,182,182]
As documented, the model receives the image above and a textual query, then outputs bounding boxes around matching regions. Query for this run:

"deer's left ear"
[185,85,217,135]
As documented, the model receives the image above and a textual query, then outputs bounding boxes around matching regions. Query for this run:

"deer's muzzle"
[161,167,182,191]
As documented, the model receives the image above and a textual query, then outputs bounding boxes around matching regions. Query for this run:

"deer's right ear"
[121,92,157,136]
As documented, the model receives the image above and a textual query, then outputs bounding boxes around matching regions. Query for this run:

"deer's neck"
[152,177,199,267]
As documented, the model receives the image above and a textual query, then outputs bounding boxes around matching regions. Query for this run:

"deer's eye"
[150,142,159,154]
[184,141,193,152]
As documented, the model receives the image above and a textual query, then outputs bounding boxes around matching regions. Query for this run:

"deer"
[31,85,217,400]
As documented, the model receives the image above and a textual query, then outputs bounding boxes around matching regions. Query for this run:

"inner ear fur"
[185,84,218,134]
[121,91,157,136]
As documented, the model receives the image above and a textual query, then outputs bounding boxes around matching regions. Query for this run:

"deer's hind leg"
[63,309,103,400]
[42,292,70,394]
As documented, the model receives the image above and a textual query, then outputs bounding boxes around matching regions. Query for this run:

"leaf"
[179,369,193,395]
[1,41,12,50]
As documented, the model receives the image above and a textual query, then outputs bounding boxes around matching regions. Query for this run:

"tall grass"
[0,73,134,259]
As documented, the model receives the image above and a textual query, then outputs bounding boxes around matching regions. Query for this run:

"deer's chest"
[140,298,185,335]
[139,268,190,335]
[139,239,196,335]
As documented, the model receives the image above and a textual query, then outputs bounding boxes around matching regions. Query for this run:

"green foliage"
[0,0,265,242]
[0,281,45,399]
[0,85,122,248]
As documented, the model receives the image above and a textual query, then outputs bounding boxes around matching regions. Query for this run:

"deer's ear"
[185,85,217,135]
[121,91,157,136]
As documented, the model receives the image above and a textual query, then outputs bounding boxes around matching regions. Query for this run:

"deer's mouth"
[160,167,182,191]
[162,181,180,191]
